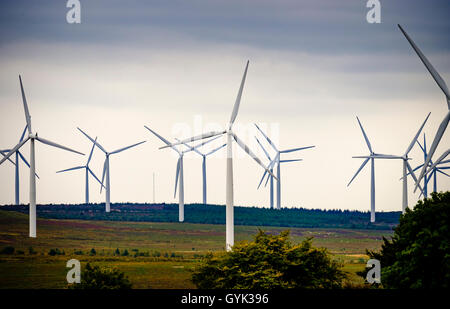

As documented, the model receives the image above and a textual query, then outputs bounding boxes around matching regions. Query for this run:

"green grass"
[0,209,392,289]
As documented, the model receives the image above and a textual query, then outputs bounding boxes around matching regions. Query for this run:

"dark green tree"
[69,263,132,289]
[192,230,345,289]
[364,191,450,288]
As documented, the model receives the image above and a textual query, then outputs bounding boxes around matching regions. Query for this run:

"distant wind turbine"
[254,136,303,209]
[158,61,275,251]
[1,125,40,205]
[348,116,404,222]
[177,136,226,205]
[77,127,146,212]
[254,123,314,210]
[398,24,450,192]
[0,75,84,237]
[145,126,205,222]
[356,115,429,213]
[56,137,104,204]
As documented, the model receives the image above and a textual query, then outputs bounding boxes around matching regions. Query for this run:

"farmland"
[0,209,394,289]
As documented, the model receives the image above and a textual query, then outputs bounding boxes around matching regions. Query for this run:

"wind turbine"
[254,123,314,210]
[144,126,201,222]
[398,24,450,191]
[413,137,450,196]
[1,125,41,205]
[0,75,84,237]
[159,61,275,251]
[347,117,404,222]
[254,136,303,209]
[56,137,104,204]
[77,127,146,212]
[177,136,226,205]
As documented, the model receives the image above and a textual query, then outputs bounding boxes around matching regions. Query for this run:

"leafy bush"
[121,249,129,257]
[192,230,346,289]
[48,248,64,256]
[0,246,15,255]
[363,192,450,288]
[89,248,96,256]
[69,263,132,289]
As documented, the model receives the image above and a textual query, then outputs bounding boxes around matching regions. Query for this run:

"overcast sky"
[0,0,449,213]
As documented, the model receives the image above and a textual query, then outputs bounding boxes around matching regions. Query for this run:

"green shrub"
[69,263,132,289]
[192,230,346,289]
[0,246,15,255]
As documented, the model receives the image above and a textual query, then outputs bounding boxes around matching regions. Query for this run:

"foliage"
[1,203,399,230]
[48,248,65,256]
[0,246,15,255]
[69,263,132,289]
[192,230,346,289]
[363,192,450,288]
[89,248,96,256]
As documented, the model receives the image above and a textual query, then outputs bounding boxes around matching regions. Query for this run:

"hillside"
[0,203,399,230]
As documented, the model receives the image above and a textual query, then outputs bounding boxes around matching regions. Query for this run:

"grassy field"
[0,209,393,289]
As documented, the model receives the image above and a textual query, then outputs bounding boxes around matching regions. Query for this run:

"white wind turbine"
[77,127,146,212]
[254,136,302,209]
[1,125,40,205]
[177,137,226,205]
[254,123,314,210]
[347,116,405,222]
[398,24,450,192]
[0,75,84,237]
[159,61,276,251]
[144,126,211,222]
[357,115,429,213]
[56,137,104,204]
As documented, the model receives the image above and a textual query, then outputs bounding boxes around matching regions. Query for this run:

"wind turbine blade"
[0,137,30,166]
[356,116,373,153]
[405,112,431,156]
[87,167,105,188]
[437,159,450,165]
[406,161,424,195]
[347,158,370,187]
[436,169,450,178]
[232,133,277,179]
[87,137,97,165]
[280,159,303,163]
[100,158,107,193]
[398,24,450,103]
[191,135,222,151]
[110,140,146,155]
[19,125,28,142]
[416,139,425,153]
[17,151,39,179]
[205,143,226,157]
[19,75,32,134]
[144,125,173,146]
[174,157,180,198]
[229,60,249,127]
[255,137,272,161]
[56,166,85,173]
[258,154,278,189]
[0,151,16,166]
[415,111,450,190]
[36,136,84,155]
[158,130,226,149]
[254,123,278,152]
[280,146,315,154]
[177,138,203,156]
[427,149,450,173]
[77,127,107,154]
